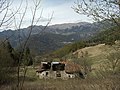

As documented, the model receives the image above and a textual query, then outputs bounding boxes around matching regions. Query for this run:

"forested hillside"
[0,20,114,55]
[52,26,120,58]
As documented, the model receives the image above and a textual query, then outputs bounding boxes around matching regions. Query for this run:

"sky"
[41,0,93,25]
[0,0,93,30]
[34,0,119,25]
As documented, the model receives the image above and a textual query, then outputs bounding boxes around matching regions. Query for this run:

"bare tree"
[0,0,53,89]
[73,0,120,28]
[0,0,22,46]
[13,0,53,89]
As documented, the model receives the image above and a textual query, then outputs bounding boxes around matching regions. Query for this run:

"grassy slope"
[73,43,119,71]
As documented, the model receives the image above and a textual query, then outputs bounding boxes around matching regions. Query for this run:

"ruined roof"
[37,61,83,74]
[61,61,83,73]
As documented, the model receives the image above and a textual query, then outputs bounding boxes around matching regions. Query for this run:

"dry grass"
[1,77,119,90]
[76,44,106,57]
[75,44,119,71]
[0,67,119,90]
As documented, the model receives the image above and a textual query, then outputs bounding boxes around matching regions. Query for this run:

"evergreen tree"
[0,41,15,84]
[23,47,33,66]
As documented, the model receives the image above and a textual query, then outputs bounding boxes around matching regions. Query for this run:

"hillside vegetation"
[91,26,120,45]
[0,21,111,55]
[73,43,120,71]
[51,26,120,58]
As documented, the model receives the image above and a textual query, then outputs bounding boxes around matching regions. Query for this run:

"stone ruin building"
[36,61,86,79]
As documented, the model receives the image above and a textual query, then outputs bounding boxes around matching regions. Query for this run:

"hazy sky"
[41,0,92,24]
[1,0,93,29]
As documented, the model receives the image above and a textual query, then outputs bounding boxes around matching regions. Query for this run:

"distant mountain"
[52,25,120,58]
[49,22,90,30]
[0,21,112,55]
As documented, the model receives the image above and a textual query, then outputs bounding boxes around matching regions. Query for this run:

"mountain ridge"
[0,21,112,55]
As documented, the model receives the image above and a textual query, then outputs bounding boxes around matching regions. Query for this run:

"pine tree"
[23,47,33,66]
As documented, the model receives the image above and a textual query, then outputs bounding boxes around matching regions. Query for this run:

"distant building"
[36,61,86,79]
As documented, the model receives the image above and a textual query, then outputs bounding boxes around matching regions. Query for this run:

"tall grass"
[0,76,119,90]
[0,66,119,90]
